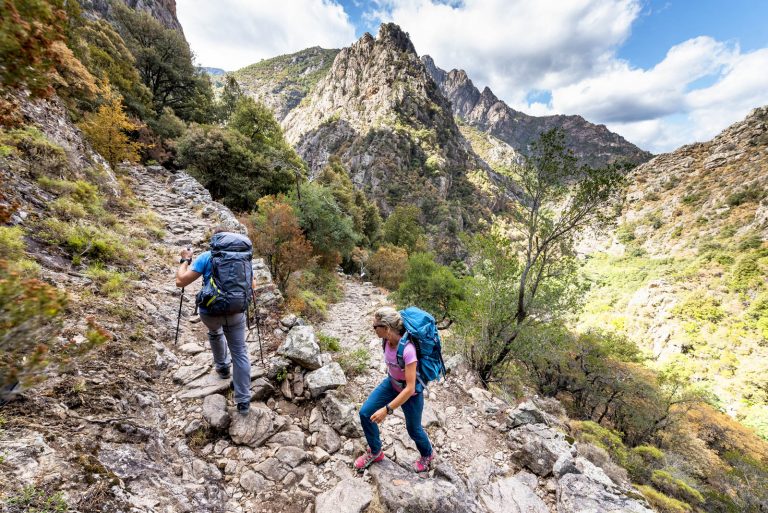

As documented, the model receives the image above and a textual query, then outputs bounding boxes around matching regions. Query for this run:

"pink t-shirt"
[384,340,417,394]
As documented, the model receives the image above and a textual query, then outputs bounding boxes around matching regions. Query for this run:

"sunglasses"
[372,324,386,330]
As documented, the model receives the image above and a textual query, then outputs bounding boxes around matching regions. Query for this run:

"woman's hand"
[370,407,388,424]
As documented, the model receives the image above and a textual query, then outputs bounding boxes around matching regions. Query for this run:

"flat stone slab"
[172,365,208,385]
[178,343,205,355]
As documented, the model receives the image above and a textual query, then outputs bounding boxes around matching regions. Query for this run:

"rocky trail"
[1,164,655,513]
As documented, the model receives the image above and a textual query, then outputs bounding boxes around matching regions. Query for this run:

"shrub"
[0,127,68,177]
[730,254,763,293]
[0,226,25,260]
[616,223,636,243]
[650,470,704,505]
[637,485,693,513]
[318,333,341,352]
[337,347,370,377]
[367,244,408,290]
[394,252,465,323]
[3,485,67,513]
[39,218,129,265]
[0,261,67,387]
[726,186,764,207]
[627,445,666,483]
[382,205,427,254]
[672,295,725,323]
[571,420,630,467]
[85,264,134,298]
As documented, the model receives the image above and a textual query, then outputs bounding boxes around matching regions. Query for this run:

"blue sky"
[178,0,768,154]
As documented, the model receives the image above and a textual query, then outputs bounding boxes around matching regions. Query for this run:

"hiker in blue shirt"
[175,227,254,415]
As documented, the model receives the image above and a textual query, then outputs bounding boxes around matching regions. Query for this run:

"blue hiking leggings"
[359,378,432,457]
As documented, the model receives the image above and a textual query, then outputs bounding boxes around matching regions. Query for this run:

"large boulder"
[557,473,654,513]
[316,424,341,454]
[229,405,282,447]
[315,478,373,513]
[305,362,347,398]
[507,401,548,428]
[507,423,572,477]
[321,392,363,438]
[202,394,230,430]
[369,461,480,513]
[277,326,322,370]
[480,475,549,513]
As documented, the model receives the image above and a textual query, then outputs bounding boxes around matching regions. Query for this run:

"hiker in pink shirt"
[354,307,434,472]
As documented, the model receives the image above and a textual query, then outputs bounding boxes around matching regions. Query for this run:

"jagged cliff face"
[78,0,183,32]
[620,106,768,256]
[281,24,495,254]
[233,47,340,122]
[422,55,652,169]
[579,106,768,435]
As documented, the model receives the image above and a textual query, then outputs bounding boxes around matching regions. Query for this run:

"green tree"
[292,182,358,266]
[229,96,302,189]
[395,252,465,324]
[70,17,152,117]
[382,205,427,253]
[219,74,243,121]
[177,124,258,210]
[317,157,381,247]
[113,2,214,122]
[462,129,626,384]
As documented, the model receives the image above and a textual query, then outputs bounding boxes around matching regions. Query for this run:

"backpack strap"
[396,334,426,392]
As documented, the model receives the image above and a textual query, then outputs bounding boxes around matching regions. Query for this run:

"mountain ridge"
[421,55,652,168]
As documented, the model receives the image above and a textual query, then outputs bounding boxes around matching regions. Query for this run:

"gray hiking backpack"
[195,232,253,315]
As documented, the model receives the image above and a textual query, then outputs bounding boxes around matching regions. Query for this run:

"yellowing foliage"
[79,90,142,169]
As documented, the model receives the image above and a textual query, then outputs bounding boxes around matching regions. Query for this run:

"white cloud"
[176,0,356,71]
[368,1,768,153]
[370,0,641,105]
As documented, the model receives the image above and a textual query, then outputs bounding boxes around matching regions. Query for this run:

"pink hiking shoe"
[413,454,434,473]
[354,448,385,470]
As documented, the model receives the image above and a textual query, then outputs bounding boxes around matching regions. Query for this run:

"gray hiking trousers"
[199,312,251,405]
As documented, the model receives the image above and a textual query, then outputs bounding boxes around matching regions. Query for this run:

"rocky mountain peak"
[79,0,183,32]
[423,58,652,168]
[377,22,417,54]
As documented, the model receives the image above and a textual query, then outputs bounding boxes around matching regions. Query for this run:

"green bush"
[672,295,725,323]
[627,445,666,483]
[571,420,629,467]
[650,470,704,505]
[37,177,104,216]
[616,223,636,243]
[726,186,764,207]
[730,254,763,292]
[0,261,68,386]
[337,347,370,377]
[40,218,129,265]
[3,485,67,513]
[0,127,69,178]
[85,264,134,298]
[0,226,25,260]
[637,485,693,513]
[318,333,341,352]
[394,252,465,323]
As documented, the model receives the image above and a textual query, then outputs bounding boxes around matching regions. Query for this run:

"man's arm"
[176,248,201,287]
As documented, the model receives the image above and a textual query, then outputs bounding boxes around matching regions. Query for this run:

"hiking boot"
[413,454,434,473]
[354,449,384,471]
[236,402,249,415]
[217,366,231,379]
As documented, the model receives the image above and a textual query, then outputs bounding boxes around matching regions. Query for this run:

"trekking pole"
[255,309,264,365]
[174,287,184,345]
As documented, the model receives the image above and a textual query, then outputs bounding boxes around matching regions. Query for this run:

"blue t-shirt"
[191,251,213,284]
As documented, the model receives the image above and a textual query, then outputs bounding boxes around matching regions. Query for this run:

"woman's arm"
[175,264,201,287]
[370,362,417,424]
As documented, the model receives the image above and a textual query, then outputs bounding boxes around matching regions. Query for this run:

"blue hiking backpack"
[195,232,253,315]
[389,306,447,392]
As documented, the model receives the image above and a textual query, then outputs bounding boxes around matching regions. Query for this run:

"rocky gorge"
[0,104,655,510]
